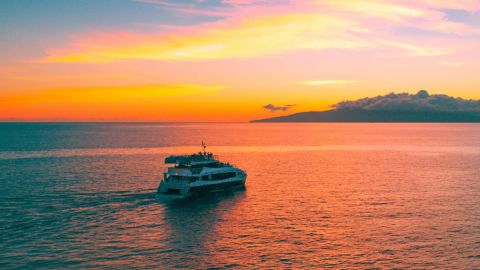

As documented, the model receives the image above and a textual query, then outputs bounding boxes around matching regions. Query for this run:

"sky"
[1,0,480,122]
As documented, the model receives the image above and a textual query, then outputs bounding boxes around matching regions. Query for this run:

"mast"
[202,141,207,154]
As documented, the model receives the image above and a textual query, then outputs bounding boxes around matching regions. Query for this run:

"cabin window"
[210,172,236,181]
[170,175,198,182]
[204,162,221,168]
[201,175,210,181]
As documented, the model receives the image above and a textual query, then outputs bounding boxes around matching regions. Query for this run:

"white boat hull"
[158,175,246,197]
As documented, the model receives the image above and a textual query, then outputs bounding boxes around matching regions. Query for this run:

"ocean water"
[0,123,479,269]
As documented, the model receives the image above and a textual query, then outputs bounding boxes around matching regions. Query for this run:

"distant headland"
[252,91,480,123]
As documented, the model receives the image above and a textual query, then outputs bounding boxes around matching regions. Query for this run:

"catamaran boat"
[158,145,247,197]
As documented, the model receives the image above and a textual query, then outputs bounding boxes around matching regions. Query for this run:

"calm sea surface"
[0,123,479,269]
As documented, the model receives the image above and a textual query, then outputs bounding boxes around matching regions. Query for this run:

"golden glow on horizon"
[0,84,230,121]
[3,84,223,101]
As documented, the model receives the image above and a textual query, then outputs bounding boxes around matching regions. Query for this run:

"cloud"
[44,13,365,63]
[263,104,296,112]
[135,0,231,17]
[333,90,480,112]
[440,60,464,67]
[316,0,480,34]
[41,0,480,63]
[222,0,289,6]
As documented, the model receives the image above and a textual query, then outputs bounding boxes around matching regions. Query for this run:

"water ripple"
[0,144,479,160]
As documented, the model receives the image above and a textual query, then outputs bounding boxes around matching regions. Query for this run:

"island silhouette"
[252,90,480,123]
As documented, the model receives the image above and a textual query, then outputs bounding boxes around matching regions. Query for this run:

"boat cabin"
[164,153,238,183]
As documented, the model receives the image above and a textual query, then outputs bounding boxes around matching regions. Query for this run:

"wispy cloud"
[134,0,231,17]
[440,60,465,67]
[379,40,447,56]
[44,13,364,63]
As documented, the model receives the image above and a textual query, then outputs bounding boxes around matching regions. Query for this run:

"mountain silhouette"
[252,91,480,122]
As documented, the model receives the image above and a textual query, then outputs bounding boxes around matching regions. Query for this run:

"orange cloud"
[44,13,365,63]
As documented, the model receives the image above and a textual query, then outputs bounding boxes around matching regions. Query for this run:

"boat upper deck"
[165,152,218,165]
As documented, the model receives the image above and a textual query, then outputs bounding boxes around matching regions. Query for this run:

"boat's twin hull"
[158,177,246,197]
[189,179,246,194]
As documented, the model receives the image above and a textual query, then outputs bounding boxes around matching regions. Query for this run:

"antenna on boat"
[201,141,207,154]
